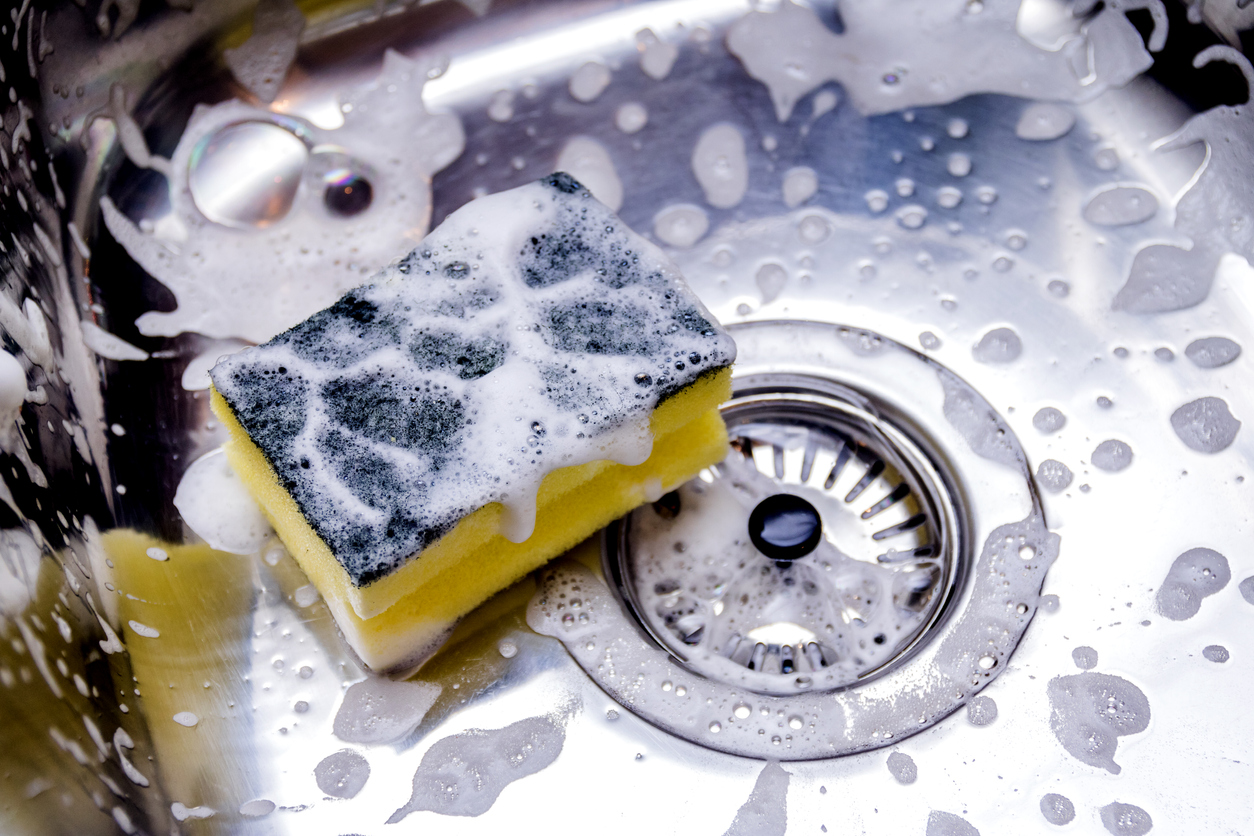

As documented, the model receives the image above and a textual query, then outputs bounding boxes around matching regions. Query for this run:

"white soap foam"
[173,447,275,555]
[692,123,749,209]
[555,136,623,211]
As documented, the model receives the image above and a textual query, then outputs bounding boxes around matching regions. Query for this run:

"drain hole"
[609,383,962,696]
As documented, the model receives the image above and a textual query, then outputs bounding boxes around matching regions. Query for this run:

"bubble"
[1184,337,1241,369]
[1202,644,1229,663]
[1114,347,1129,358]
[299,665,314,679]
[895,178,915,197]
[782,166,819,207]
[966,695,997,726]
[788,715,803,730]
[323,169,373,217]
[972,327,1022,363]
[976,185,998,204]
[859,260,877,279]
[920,136,935,151]
[1005,230,1027,250]
[1040,594,1060,612]
[189,121,308,228]
[896,205,928,229]
[1099,802,1152,836]
[1047,280,1070,297]
[1092,440,1133,472]
[864,189,890,213]
[947,118,969,139]
[1036,459,1073,493]
[709,721,722,733]
[498,641,518,659]
[1040,793,1076,825]
[486,89,514,122]
[919,331,941,350]
[1170,397,1241,453]
[992,255,1014,272]
[1072,646,1099,670]
[1154,347,1174,362]
[606,708,620,720]
[886,751,917,784]
[937,186,963,208]
[1084,186,1158,227]
[947,153,972,177]
[1094,146,1119,170]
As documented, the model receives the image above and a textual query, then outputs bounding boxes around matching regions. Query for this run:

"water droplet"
[895,205,927,229]
[937,186,963,208]
[947,118,969,139]
[947,153,972,177]
[323,170,373,217]
[189,121,309,229]
[919,331,941,350]
[864,189,889,213]
[976,185,998,204]
[895,177,915,197]
[798,214,830,243]
[708,721,722,733]
[788,715,803,730]
[734,703,751,719]
[1005,230,1027,250]
[498,641,518,658]
[1047,279,1070,297]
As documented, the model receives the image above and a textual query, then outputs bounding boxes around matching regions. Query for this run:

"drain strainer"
[527,321,1058,760]
[606,384,963,696]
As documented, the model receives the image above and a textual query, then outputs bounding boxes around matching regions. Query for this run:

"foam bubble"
[1170,397,1241,453]
[1036,460,1073,493]
[972,327,1022,364]
[1040,793,1076,825]
[1091,440,1133,472]
[314,749,370,799]
[615,102,648,134]
[1155,547,1230,621]
[1047,672,1150,773]
[388,716,565,820]
[692,123,749,209]
[332,677,441,744]
[887,751,917,784]
[1099,801,1153,835]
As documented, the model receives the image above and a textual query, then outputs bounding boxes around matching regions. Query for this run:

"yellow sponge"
[207,174,736,671]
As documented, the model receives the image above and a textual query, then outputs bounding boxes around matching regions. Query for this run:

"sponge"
[209,173,736,671]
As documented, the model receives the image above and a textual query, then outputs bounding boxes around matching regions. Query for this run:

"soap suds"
[1100,801,1153,835]
[1091,440,1133,472]
[105,49,464,343]
[1083,185,1158,226]
[1072,646,1098,670]
[722,762,789,836]
[1033,407,1066,433]
[966,695,997,726]
[637,29,678,81]
[173,448,274,555]
[314,749,370,799]
[1114,47,1254,313]
[332,677,441,744]
[653,204,709,248]
[555,136,623,212]
[692,123,749,209]
[927,811,980,836]
[387,715,565,820]
[886,752,917,784]
[1156,547,1230,621]
[726,0,1162,119]
[972,327,1022,364]
[223,0,305,104]
[1015,103,1076,140]
[80,322,148,362]
[1046,672,1150,773]
[1036,459,1073,493]
[1040,793,1076,825]
[1170,397,1241,453]
[1184,337,1240,368]
[569,61,612,102]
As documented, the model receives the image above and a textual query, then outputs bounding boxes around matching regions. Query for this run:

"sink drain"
[528,320,1058,760]
[605,382,964,696]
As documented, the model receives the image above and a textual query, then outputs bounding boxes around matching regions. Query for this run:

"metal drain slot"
[607,381,962,696]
